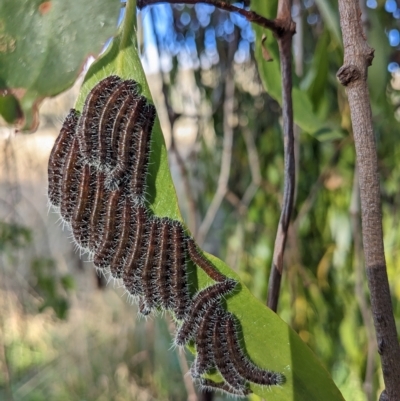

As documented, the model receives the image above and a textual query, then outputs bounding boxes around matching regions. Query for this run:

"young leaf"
[73,2,346,400]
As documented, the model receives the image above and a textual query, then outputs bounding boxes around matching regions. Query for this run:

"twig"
[137,0,286,36]
[267,0,296,312]
[337,0,400,398]
[196,71,235,246]
[292,0,303,77]
[225,189,246,216]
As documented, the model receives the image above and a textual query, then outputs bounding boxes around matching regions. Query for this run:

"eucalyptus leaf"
[0,0,120,131]
[313,0,342,45]
[251,2,341,140]
[73,2,346,400]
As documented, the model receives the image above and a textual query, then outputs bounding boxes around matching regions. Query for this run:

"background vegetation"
[1,0,400,400]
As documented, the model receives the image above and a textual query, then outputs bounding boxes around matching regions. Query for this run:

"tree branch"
[137,0,288,37]
[267,0,295,312]
[350,168,376,401]
[337,0,400,399]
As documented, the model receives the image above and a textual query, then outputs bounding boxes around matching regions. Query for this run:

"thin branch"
[350,168,376,401]
[337,0,400,398]
[225,190,243,210]
[137,0,287,37]
[196,71,235,246]
[353,5,376,398]
[292,0,303,77]
[267,0,296,312]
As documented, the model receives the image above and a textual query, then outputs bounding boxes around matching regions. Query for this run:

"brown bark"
[337,0,400,399]
[267,0,296,312]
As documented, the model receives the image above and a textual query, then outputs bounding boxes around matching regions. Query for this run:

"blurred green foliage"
[0,221,73,320]
[30,257,74,320]
[0,221,32,251]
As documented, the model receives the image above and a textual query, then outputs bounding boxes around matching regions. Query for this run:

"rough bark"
[267,0,296,312]
[337,0,400,399]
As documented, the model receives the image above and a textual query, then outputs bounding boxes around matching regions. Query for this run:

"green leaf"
[74,2,346,400]
[306,30,330,111]
[0,93,21,124]
[368,11,391,105]
[251,2,341,140]
[0,0,120,131]
[313,0,342,45]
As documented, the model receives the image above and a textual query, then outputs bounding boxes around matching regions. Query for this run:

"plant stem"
[137,0,285,36]
[120,0,137,50]
[267,0,296,312]
[337,0,400,398]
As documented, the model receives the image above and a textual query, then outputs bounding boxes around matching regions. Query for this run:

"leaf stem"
[267,0,296,312]
[137,0,289,37]
[120,0,137,50]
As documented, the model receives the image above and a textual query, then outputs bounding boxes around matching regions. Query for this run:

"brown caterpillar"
[98,80,139,171]
[93,189,124,270]
[213,313,249,394]
[187,238,226,283]
[110,197,135,279]
[122,205,148,296]
[140,218,161,312]
[128,103,156,200]
[225,313,286,386]
[105,96,147,191]
[155,218,174,311]
[88,172,108,253]
[77,75,121,164]
[175,279,237,346]
[169,222,191,320]
[60,137,83,225]
[71,164,95,250]
[191,302,220,378]
[48,109,80,209]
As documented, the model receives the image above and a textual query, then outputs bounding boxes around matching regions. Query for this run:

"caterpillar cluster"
[47,76,285,397]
